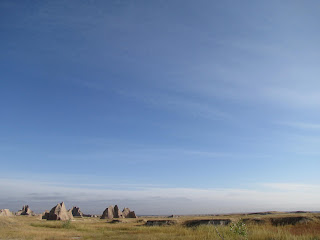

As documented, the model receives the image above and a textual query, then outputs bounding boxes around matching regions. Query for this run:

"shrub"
[230,219,248,240]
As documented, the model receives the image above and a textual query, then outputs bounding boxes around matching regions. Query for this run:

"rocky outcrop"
[185,219,232,227]
[0,209,14,217]
[16,205,34,216]
[271,217,312,226]
[248,211,277,215]
[146,220,177,226]
[242,218,266,225]
[101,205,137,219]
[101,205,115,219]
[41,210,49,219]
[71,206,83,217]
[114,205,123,218]
[68,209,73,218]
[101,205,123,219]
[122,208,137,218]
[42,202,73,221]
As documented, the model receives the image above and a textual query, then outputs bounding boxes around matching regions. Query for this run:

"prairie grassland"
[1,213,320,240]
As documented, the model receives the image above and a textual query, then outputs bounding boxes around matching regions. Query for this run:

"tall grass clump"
[62,220,72,229]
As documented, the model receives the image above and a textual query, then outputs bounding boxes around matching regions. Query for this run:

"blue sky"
[1,0,320,214]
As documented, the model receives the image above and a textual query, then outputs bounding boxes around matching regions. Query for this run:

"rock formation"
[68,209,73,218]
[0,209,14,217]
[41,210,49,219]
[122,208,137,218]
[101,205,116,219]
[71,206,83,217]
[114,205,123,218]
[146,220,177,226]
[42,202,73,221]
[242,218,266,224]
[185,219,232,227]
[101,205,137,219]
[271,217,312,226]
[16,205,34,216]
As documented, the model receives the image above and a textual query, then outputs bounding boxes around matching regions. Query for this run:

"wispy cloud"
[72,77,230,121]
[262,183,320,192]
[46,147,267,163]
[263,87,320,109]
[116,88,230,120]
[277,121,320,130]
[1,178,320,215]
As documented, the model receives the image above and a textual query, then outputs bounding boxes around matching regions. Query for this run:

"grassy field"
[1,212,320,240]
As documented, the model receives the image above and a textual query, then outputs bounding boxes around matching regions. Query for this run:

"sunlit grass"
[0,213,320,240]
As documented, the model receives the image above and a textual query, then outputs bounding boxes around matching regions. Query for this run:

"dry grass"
[0,213,320,240]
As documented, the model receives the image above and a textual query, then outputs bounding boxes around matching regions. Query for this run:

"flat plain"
[1,212,320,240]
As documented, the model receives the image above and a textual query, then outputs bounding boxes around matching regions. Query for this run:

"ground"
[1,212,320,240]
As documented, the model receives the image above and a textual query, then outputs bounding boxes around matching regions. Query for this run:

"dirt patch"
[145,220,177,226]
[242,218,266,225]
[271,217,312,226]
[185,219,231,227]
[247,212,275,215]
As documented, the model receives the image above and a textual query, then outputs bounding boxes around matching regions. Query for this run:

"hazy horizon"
[1,0,320,215]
